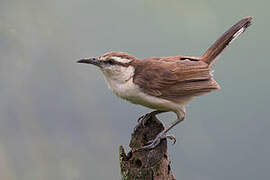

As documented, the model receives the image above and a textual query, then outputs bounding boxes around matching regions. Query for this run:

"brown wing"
[132,57,220,102]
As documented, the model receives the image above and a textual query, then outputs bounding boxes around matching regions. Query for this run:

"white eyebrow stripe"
[111,56,133,63]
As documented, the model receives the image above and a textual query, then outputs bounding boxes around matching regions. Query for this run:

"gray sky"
[0,0,269,179]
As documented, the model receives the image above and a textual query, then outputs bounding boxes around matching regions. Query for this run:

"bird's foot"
[139,131,176,150]
[137,112,153,128]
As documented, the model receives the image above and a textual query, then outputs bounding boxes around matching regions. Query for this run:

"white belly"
[105,76,184,112]
[101,65,187,112]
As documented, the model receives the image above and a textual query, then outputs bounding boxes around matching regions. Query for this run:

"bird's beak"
[77,57,101,67]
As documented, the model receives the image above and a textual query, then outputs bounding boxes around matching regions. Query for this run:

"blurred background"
[0,0,269,179]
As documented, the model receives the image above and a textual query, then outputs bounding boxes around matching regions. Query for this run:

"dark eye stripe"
[104,58,131,67]
[107,59,115,64]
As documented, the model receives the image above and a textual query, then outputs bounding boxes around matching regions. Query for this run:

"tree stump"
[119,115,176,180]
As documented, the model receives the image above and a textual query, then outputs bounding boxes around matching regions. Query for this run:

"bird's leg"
[139,109,185,150]
[137,110,165,127]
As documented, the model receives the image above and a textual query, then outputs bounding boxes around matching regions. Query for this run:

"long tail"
[200,16,252,66]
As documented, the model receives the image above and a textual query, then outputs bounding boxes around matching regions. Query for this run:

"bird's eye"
[107,59,114,64]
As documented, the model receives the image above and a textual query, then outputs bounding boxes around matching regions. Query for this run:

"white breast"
[101,65,185,112]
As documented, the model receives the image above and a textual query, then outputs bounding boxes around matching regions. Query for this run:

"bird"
[77,17,252,150]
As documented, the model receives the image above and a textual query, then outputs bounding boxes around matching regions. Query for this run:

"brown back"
[132,57,220,103]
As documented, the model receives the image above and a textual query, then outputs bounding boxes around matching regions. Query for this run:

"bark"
[119,115,176,180]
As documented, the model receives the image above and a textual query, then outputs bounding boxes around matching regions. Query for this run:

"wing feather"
[133,57,220,102]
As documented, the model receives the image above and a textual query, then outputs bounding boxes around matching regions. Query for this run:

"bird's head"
[77,51,137,83]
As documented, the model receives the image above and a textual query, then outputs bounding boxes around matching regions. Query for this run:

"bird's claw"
[138,132,177,150]
[166,134,176,145]
[137,113,152,127]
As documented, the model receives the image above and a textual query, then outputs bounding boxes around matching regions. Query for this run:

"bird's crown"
[99,51,136,65]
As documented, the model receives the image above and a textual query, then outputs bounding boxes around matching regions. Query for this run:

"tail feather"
[200,16,252,66]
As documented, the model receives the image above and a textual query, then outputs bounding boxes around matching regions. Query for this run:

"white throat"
[101,65,135,97]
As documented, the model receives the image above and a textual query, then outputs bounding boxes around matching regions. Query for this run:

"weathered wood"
[119,116,176,180]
